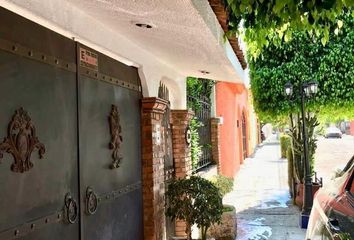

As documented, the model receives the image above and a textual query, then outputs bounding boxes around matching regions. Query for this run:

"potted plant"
[166,175,223,240]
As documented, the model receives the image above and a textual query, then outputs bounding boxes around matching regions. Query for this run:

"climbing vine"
[190,117,203,170]
[187,77,215,170]
[187,77,215,111]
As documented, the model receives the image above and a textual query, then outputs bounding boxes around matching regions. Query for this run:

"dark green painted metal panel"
[78,43,143,240]
[0,42,79,240]
[0,7,143,240]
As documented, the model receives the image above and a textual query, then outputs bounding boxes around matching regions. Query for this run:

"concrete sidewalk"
[223,140,306,240]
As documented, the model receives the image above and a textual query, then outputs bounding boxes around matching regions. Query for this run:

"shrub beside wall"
[280,134,291,158]
[287,147,295,199]
[208,175,237,240]
[210,175,234,197]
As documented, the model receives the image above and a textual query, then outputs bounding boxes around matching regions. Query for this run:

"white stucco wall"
[1,0,187,109]
[210,85,217,118]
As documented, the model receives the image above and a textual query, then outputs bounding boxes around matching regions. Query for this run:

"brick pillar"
[211,118,221,174]
[141,97,169,240]
[171,109,194,237]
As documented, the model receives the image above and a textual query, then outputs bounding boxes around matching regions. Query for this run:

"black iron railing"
[187,95,212,171]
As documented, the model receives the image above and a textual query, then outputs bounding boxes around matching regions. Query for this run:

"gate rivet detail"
[1,38,76,73]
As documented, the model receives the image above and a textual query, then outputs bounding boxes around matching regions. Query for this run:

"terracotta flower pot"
[295,182,322,208]
[207,205,237,240]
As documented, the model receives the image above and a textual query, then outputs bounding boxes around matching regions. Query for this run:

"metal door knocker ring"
[185,126,192,146]
[85,187,98,215]
[64,193,78,224]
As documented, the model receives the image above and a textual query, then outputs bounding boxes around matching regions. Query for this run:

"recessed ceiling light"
[199,70,210,75]
[135,23,153,29]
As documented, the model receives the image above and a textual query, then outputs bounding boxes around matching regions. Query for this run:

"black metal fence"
[187,95,212,170]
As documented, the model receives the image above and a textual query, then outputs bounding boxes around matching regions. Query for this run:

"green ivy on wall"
[187,77,215,111]
[190,117,203,170]
[187,77,215,170]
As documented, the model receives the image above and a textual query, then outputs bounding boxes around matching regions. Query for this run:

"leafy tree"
[249,12,354,122]
[224,0,354,57]
[165,176,223,240]
[248,13,352,196]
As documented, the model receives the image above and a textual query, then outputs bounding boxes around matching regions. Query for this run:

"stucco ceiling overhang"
[2,0,245,83]
[66,0,245,83]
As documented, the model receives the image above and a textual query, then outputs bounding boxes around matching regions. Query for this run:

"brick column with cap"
[211,117,221,173]
[141,97,169,240]
[171,109,194,237]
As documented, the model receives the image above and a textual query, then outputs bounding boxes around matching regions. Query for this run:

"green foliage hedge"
[280,134,291,158]
[222,205,235,213]
[249,13,354,123]
[210,175,234,197]
[287,146,295,199]
[224,0,354,58]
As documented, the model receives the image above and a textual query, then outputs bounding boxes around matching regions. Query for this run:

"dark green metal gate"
[0,7,143,240]
[77,44,143,240]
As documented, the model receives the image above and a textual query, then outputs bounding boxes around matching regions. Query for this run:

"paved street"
[224,137,306,240]
[314,135,354,184]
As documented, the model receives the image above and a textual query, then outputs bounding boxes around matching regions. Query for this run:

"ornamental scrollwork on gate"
[0,107,45,173]
[108,105,123,169]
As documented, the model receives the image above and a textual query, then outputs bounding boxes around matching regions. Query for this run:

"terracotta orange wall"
[216,82,249,178]
[350,121,354,136]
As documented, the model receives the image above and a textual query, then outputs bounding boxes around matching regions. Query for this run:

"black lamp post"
[284,80,318,224]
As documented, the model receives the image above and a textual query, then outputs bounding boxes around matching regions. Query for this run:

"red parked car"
[306,156,354,240]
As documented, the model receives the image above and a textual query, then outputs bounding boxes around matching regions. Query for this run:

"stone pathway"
[224,136,306,240]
